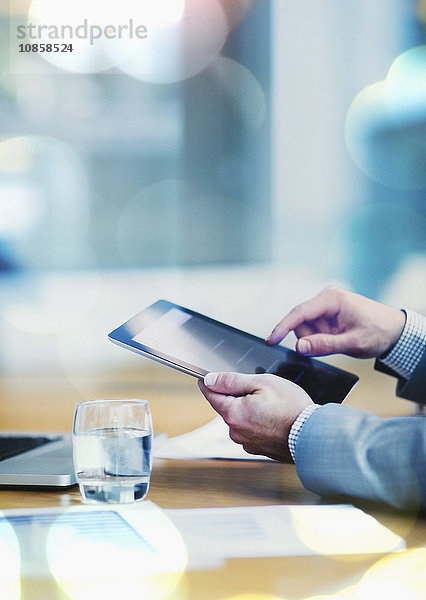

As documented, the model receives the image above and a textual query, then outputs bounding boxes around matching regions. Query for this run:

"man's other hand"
[266,286,405,359]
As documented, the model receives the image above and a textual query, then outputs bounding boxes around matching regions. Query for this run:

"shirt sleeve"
[378,309,426,380]
[288,404,319,461]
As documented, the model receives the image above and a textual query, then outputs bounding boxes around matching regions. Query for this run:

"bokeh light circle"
[116,179,268,269]
[345,46,426,190]
[385,45,426,121]
[220,0,253,29]
[117,0,228,83]
[28,0,231,80]
[28,0,121,73]
[0,136,91,254]
[225,595,286,600]
[27,0,187,74]
[327,202,426,297]
[0,514,21,600]
[212,56,267,131]
[116,179,183,268]
[287,505,403,557]
[46,506,188,600]
[354,549,426,600]
[302,588,356,600]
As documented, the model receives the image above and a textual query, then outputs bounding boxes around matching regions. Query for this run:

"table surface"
[0,358,424,600]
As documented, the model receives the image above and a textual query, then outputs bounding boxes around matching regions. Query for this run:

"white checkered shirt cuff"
[288,404,320,462]
[380,309,426,380]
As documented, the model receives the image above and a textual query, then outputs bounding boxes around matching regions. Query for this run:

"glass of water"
[72,399,153,504]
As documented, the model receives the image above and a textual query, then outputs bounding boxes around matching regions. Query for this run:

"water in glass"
[73,426,152,504]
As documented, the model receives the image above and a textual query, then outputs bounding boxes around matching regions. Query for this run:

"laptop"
[0,432,76,487]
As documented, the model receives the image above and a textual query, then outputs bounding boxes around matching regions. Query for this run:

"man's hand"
[198,372,314,462]
[266,286,406,358]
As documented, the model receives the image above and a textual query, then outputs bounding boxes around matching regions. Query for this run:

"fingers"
[198,371,266,419]
[203,371,262,396]
[198,379,234,416]
[296,332,355,356]
[266,287,341,345]
[294,323,317,339]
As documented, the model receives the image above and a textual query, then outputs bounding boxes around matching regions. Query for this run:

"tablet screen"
[109,300,358,405]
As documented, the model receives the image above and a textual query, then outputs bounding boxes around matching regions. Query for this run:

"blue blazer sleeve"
[375,349,426,405]
[295,403,426,510]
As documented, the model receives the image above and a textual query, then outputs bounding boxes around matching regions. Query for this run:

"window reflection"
[0,1,424,299]
[1,1,271,273]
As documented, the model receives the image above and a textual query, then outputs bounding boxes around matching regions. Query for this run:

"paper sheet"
[153,416,272,460]
[165,504,406,558]
[0,502,223,577]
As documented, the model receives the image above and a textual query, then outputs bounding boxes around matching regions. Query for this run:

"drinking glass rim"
[75,398,150,408]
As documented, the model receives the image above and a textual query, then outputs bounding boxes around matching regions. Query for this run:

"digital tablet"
[108,300,359,405]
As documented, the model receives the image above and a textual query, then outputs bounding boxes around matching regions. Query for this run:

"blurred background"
[0,0,425,380]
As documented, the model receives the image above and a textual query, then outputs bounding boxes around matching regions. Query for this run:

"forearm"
[294,404,426,510]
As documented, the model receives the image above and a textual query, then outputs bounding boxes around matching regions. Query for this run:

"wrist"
[382,309,406,357]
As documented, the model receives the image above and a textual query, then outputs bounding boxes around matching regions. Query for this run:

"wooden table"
[0,360,424,599]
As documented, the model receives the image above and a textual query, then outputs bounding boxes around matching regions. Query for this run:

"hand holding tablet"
[108,300,358,405]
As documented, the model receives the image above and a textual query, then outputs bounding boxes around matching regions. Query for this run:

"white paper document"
[0,501,222,583]
[153,416,272,460]
[165,504,406,558]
